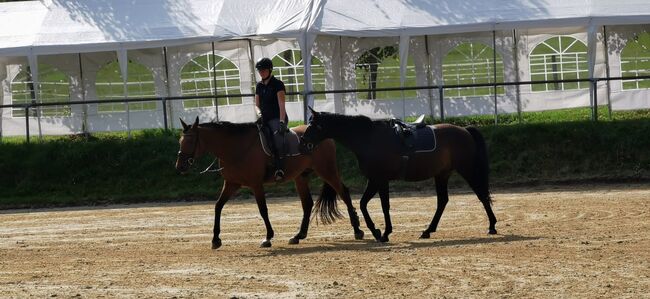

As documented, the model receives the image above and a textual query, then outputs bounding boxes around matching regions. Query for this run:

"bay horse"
[301,108,497,242]
[175,117,364,249]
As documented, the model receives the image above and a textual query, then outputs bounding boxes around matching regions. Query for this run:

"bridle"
[301,121,324,151]
[177,130,200,166]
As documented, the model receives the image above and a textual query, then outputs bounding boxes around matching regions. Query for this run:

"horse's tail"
[312,182,344,225]
[466,126,492,204]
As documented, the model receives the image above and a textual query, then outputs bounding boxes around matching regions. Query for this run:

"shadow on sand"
[242,234,540,257]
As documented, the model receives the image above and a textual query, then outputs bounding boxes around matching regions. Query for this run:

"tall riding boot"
[273,131,286,180]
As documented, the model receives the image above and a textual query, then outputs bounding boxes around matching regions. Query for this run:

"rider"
[254,57,288,181]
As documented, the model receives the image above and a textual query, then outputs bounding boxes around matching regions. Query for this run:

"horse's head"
[301,107,329,151]
[176,116,204,174]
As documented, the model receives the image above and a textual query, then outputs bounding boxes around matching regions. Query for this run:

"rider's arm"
[277,90,286,122]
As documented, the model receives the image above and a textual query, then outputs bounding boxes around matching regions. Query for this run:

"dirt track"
[1,185,649,298]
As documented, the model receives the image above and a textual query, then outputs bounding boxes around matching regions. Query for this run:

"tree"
[356,46,397,99]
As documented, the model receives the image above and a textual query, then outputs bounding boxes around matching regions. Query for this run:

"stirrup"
[274,169,285,181]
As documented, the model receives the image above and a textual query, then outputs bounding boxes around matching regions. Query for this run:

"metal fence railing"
[2,75,650,143]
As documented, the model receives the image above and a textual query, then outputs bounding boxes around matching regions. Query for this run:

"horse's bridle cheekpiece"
[178,131,200,166]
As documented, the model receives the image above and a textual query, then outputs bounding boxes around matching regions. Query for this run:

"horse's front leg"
[289,175,313,244]
[212,181,241,249]
[360,180,381,241]
[252,185,274,248]
[377,181,392,242]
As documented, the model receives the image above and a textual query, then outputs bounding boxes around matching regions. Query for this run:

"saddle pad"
[259,129,303,157]
[412,126,437,153]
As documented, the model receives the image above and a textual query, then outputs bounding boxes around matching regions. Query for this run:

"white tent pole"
[424,35,435,121]
[602,25,613,120]
[78,53,88,134]
[211,42,219,121]
[399,34,410,119]
[492,30,498,125]
[27,52,43,141]
[513,29,522,123]
[117,48,130,137]
[162,47,172,130]
[587,22,598,121]
[248,39,258,120]
[0,62,6,141]
[299,33,316,123]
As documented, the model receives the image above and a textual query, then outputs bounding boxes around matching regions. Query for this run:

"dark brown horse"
[175,117,363,249]
[301,109,497,242]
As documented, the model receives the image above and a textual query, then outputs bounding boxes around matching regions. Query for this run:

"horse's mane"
[317,112,391,136]
[199,121,257,135]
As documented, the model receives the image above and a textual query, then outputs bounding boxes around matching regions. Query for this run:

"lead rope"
[200,158,223,174]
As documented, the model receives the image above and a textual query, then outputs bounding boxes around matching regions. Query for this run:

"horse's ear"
[308,106,319,117]
[193,116,199,128]
[180,118,188,131]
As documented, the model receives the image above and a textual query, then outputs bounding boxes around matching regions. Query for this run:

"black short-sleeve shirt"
[255,76,287,121]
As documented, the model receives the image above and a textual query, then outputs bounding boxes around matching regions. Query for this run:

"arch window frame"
[95,60,157,113]
[353,45,417,100]
[270,49,326,102]
[620,32,650,90]
[10,64,72,118]
[180,53,241,108]
[529,35,589,92]
[442,42,505,98]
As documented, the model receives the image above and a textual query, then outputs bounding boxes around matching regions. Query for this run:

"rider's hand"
[279,121,288,134]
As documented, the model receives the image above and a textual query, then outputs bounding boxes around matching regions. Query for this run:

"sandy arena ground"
[1,185,649,298]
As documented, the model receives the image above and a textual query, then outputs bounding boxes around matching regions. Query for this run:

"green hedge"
[1,118,649,209]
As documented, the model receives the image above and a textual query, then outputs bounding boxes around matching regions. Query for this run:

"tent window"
[10,64,71,118]
[180,54,241,108]
[621,32,650,90]
[95,60,157,113]
[442,42,504,97]
[354,46,416,100]
[271,49,326,102]
[530,36,588,92]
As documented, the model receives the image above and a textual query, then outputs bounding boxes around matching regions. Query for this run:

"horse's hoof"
[488,228,498,235]
[354,230,365,240]
[288,237,300,245]
[380,235,389,243]
[371,229,382,241]
[212,239,222,249]
[419,232,431,239]
[260,240,272,248]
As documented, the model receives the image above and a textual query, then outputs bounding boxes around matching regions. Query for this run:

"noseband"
[178,131,200,166]
[302,122,324,151]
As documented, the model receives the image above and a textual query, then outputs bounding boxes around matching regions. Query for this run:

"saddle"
[389,114,429,153]
[388,115,437,179]
[257,124,303,158]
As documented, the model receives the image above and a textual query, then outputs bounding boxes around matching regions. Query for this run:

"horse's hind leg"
[457,167,497,235]
[337,183,364,240]
[289,175,313,245]
[314,167,364,240]
[377,181,392,242]
[360,180,381,241]
[421,174,450,239]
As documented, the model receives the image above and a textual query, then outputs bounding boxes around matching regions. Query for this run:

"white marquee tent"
[1,0,649,137]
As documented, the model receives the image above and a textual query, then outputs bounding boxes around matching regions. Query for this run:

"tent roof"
[315,0,650,37]
[0,0,313,56]
[1,0,649,56]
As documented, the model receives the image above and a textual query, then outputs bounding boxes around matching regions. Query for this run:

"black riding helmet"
[255,57,273,71]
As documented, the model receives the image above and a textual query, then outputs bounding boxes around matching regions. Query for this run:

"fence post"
[438,87,445,121]
[24,106,30,143]
[592,79,598,121]
[162,97,168,130]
